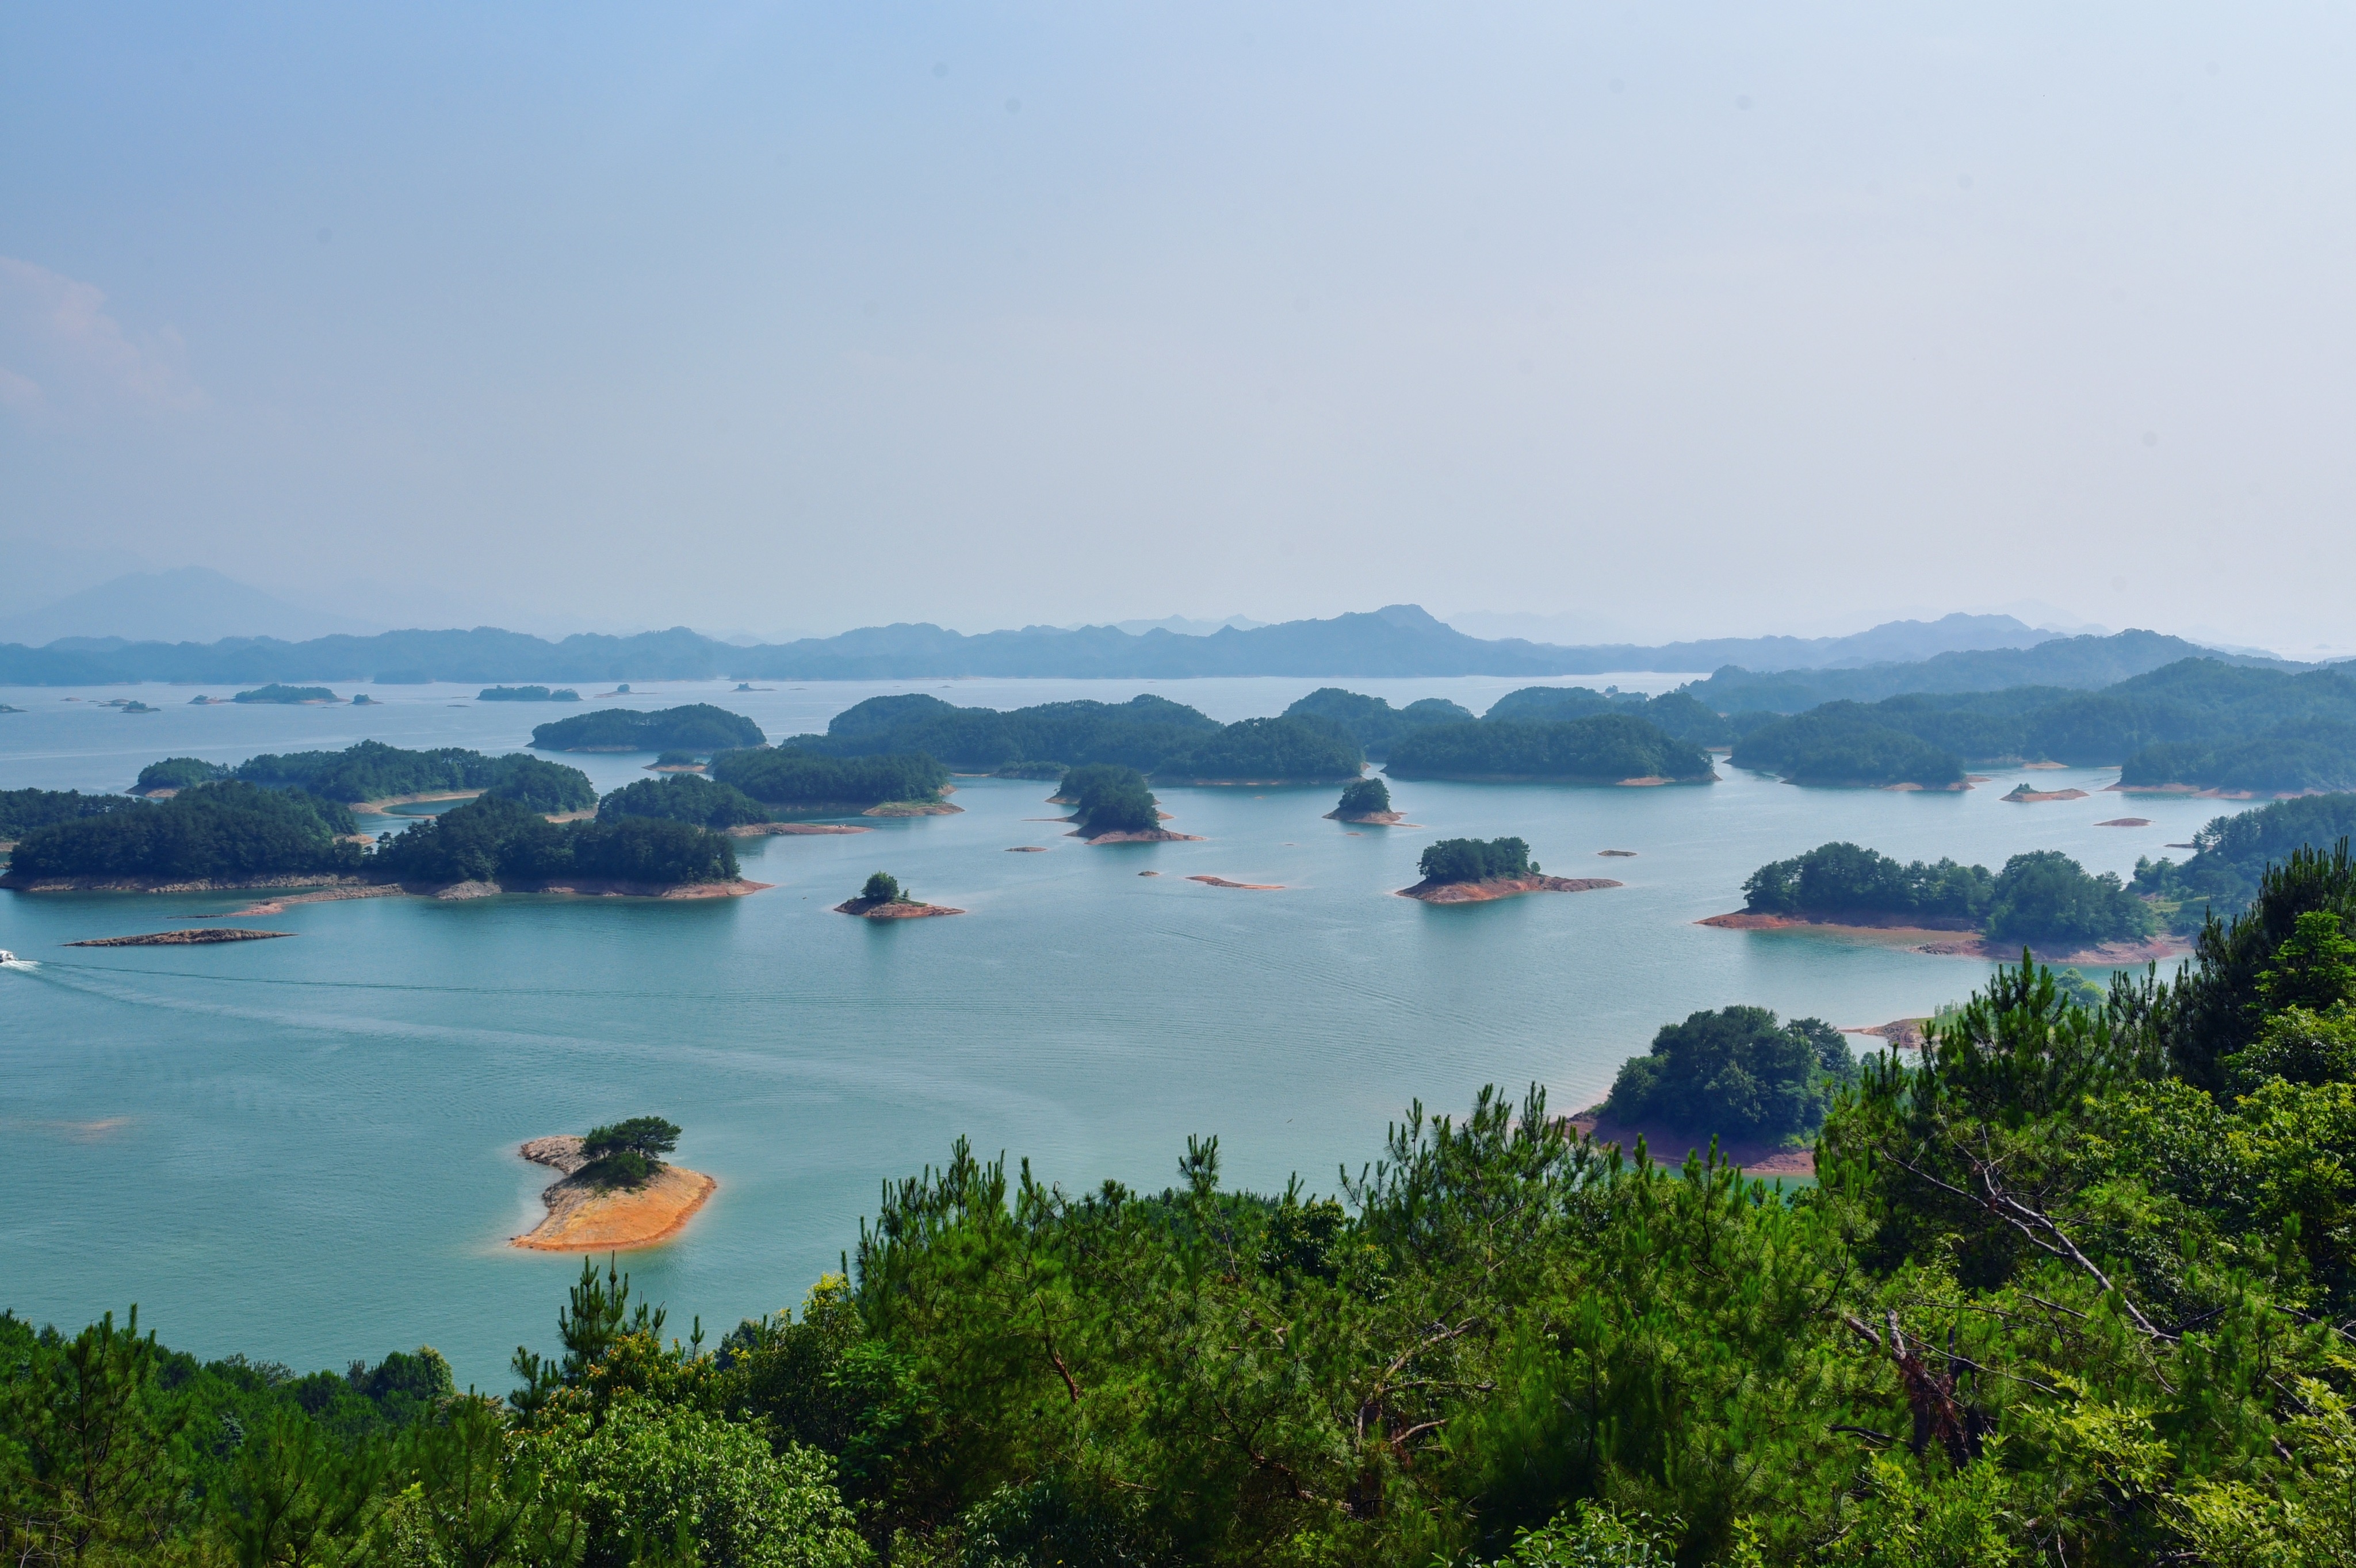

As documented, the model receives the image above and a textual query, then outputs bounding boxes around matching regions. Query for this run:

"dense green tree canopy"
[2136,795,2356,932]
[707,749,948,810]
[1984,849,2155,946]
[782,693,1218,773]
[1386,716,1714,783]
[578,1116,681,1190]
[6,781,361,881]
[477,686,582,701]
[531,703,768,754]
[1152,716,1363,783]
[1743,841,1994,924]
[1058,763,1161,837]
[1602,1005,1857,1142]
[0,787,141,843]
[1417,836,1535,882]
[1730,704,1967,787]
[371,796,738,886]
[1283,689,1474,759]
[133,756,228,793]
[598,773,770,829]
[231,740,596,812]
[1336,777,1392,816]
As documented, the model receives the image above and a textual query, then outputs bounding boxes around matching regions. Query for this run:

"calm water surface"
[0,677,2249,1383]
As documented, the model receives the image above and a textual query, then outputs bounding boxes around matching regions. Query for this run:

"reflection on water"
[0,678,2252,1383]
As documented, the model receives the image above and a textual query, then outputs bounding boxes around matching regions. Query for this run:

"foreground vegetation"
[14,847,2356,1564]
[0,787,140,842]
[1743,840,2156,947]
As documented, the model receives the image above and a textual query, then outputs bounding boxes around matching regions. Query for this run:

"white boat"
[0,950,16,965]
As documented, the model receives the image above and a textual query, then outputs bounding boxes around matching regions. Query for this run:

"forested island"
[531,703,767,754]
[1384,714,1714,785]
[1396,836,1622,902]
[1720,839,2160,956]
[1483,684,1749,749]
[778,692,1366,783]
[232,683,336,703]
[234,740,597,812]
[1709,659,2356,797]
[370,795,747,893]
[1058,764,1196,842]
[835,870,962,919]
[3,767,746,895]
[478,685,582,702]
[1730,703,1969,788]
[1596,1004,1858,1153]
[514,1116,715,1250]
[597,773,771,829]
[2,782,364,888]
[1326,776,1402,823]
[0,786,140,843]
[1282,688,1472,760]
[707,748,954,815]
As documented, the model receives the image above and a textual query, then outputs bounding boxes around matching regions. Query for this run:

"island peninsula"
[512,1120,714,1251]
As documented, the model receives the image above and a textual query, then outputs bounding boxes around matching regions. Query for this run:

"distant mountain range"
[0,599,2313,693]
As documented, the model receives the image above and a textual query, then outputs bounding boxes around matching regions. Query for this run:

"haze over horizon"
[6,5,2354,655]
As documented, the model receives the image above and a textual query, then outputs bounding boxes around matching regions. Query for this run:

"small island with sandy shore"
[1324,778,1417,826]
[835,871,963,919]
[512,1117,714,1252]
[1394,835,1621,903]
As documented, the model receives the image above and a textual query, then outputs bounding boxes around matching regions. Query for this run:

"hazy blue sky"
[3,5,2351,650]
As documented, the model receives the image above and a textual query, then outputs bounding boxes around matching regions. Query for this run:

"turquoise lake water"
[0,677,2249,1386]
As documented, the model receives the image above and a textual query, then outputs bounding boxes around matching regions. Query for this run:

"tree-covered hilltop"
[596,773,771,829]
[1730,703,1968,787]
[232,683,336,703]
[1281,688,1473,760]
[477,685,582,702]
[0,787,143,842]
[1743,841,1994,925]
[1742,839,2155,946]
[1152,716,1363,783]
[707,749,950,811]
[785,693,1363,782]
[1385,714,1715,783]
[26,854,2356,1563]
[5,782,362,882]
[134,756,230,793]
[1706,659,2356,795]
[1060,763,1162,837]
[233,741,597,812]
[530,703,767,754]
[1334,777,1391,816]
[1602,1005,1857,1144]
[1417,836,1536,882]
[372,795,740,886]
[1485,685,1748,750]
[2135,794,2356,931]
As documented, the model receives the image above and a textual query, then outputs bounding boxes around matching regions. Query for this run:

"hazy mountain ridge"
[0,603,2308,687]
